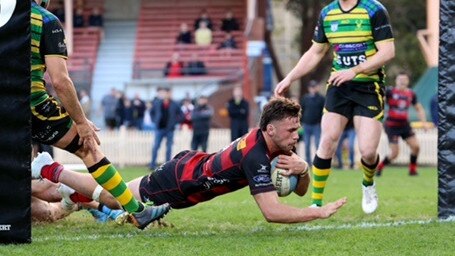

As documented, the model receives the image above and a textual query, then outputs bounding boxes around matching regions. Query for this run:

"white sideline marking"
[32,217,455,242]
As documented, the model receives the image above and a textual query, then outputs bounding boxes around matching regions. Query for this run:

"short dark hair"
[260,98,301,131]
[397,71,410,78]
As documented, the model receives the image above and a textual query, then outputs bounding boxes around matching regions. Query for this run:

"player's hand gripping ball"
[270,158,298,197]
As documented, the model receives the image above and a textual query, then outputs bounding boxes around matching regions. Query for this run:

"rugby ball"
[270,158,298,197]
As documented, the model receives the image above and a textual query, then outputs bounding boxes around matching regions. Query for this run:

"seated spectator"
[88,7,103,27]
[218,32,237,49]
[195,21,212,46]
[176,23,192,44]
[221,10,240,32]
[73,8,85,28]
[186,53,207,75]
[194,9,213,30]
[164,53,184,78]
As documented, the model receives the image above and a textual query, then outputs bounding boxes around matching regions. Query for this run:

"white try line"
[32,217,455,243]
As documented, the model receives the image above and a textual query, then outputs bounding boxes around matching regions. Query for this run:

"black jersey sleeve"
[41,18,68,58]
[312,12,328,44]
[242,149,276,195]
[370,6,394,42]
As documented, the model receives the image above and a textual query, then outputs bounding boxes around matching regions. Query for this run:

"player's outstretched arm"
[274,42,329,97]
[253,191,347,223]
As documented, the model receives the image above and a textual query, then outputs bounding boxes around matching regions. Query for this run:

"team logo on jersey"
[0,0,17,28]
[257,164,269,173]
[253,174,272,184]
[236,138,247,150]
[368,106,378,111]
[355,20,363,30]
[330,22,339,32]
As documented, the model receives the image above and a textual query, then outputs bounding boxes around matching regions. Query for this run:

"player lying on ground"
[32,179,124,223]
[33,98,347,224]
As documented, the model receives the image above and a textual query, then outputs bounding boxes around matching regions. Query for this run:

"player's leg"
[32,179,61,202]
[404,133,419,176]
[31,196,73,223]
[354,116,382,214]
[311,112,347,206]
[377,126,400,176]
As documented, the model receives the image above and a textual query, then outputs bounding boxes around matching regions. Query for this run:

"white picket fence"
[54,127,438,168]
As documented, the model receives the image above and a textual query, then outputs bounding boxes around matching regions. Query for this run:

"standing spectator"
[52,0,65,22]
[194,9,213,30]
[176,22,192,44]
[132,93,146,130]
[142,101,156,131]
[115,91,126,129]
[73,8,85,28]
[164,52,184,77]
[186,53,207,75]
[227,86,249,141]
[79,89,91,119]
[195,21,212,46]
[300,81,325,166]
[218,32,237,49]
[335,122,356,169]
[430,93,438,127]
[150,88,183,170]
[88,7,104,27]
[121,98,135,129]
[180,98,194,130]
[191,96,213,152]
[221,10,240,32]
[101,88,119,130]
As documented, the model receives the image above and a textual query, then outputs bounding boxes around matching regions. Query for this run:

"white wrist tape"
[92,185,104,202]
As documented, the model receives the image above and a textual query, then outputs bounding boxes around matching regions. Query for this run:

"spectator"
[186,53,207,75]
[191,96,213,152]
[121,98,135,129]
[52,0,65,22]
[101,88,119,130]
[300,81,325,166]
[195,21,212,46]
[221,10,240,32]
[176,22,192,44]
[180,98,194,130]
[430,93,438,127]
[132,93,146,130]
[79,89,91,119]
[194,9,213,30]
[88,7,103,27]
[150,87,183,169]
[335,122,356,169]
[142,101,156,131]
[227,86,249,141]
[115,91,126,129]
[164,52,184,77]
[73,8,85,28]
[218,32,237,49]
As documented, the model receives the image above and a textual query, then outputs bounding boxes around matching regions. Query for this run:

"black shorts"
[325,82,385,121]
[384,124,415,144]
[139,150,192,209]
[31,97,72,145]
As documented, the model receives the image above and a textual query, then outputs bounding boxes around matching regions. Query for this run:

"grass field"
[2,166,455,255]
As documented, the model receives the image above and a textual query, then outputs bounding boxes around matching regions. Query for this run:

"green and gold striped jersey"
[31,1,67,107]
[313,0,394,84]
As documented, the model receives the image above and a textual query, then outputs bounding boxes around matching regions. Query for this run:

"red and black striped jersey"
[384,87,417,127]
[174,128,279,205]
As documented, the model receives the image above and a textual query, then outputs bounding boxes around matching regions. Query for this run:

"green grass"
[3,166,455,255]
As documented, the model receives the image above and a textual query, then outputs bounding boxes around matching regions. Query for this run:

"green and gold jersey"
[31,1,67,107]
[313,0,394,84]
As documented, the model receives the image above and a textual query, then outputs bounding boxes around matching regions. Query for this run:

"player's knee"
[359,147,377,162]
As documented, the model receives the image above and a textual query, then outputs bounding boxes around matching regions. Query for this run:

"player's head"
[396,71,410,88]
[260,98,301,152]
